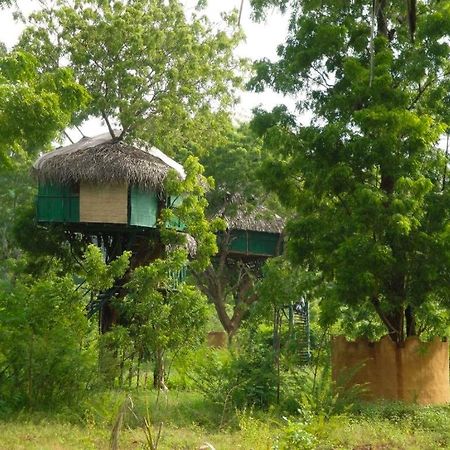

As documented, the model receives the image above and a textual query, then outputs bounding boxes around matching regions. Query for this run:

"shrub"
[0,276,96,410]
[274,413,317,450]
[187,344,278,411]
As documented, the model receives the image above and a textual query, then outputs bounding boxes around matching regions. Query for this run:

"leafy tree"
[0,165,34,266]
[19,0,244,154]
[0,50,89,166]
[82,244,131,294]
[194,126,286,343]
[201,125,266,212]
[163,155,225,273]
[0,242,133,409]
[250,0,450,343]
[0,47,88,271]
[193,236,260,343]
[124,249,208,389]
[121,156,221,388]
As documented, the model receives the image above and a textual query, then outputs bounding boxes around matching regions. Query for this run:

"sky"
[0,0,297,140]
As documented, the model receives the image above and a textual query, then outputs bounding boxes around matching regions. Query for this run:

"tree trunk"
[100,300,119,334]
[136,355,141,389]
[273,307,282,404]
[371,297,407,344]
[405,305,416,337]
[153,349,167,390]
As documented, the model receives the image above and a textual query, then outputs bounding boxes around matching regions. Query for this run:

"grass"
[313,415,449,449]
[0,391,448,449]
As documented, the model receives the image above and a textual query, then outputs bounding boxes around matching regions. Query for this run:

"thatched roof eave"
[224,213,285,234]
[33,132,185,191]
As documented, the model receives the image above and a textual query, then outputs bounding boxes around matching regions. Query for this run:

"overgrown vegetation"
[0,0,448,448]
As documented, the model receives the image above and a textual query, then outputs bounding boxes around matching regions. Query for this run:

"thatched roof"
[225,207,284,234]
[33,132,185,190]
[219,195,285,234]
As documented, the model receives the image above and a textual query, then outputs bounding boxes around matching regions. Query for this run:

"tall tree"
[194,126,285,342]
[0,49,88,269]
[250,0,450,343]
[19,0,244,154]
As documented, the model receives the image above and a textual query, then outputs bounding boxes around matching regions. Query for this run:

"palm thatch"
[33,132,185,190]
[219,194,285,234]
[225,207,284,234]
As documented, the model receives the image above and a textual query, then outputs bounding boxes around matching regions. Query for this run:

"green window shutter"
[228,230,248,253]
[129,186,158,227]
[248,232,279,256]
[167,195,186,231]
[227,230,280,256]
[37,183,79,223]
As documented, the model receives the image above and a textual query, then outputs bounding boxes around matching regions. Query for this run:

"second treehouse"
[33,131,189,332]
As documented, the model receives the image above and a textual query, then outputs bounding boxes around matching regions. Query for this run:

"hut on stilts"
[33,131,189,332]
[201,195,310,360]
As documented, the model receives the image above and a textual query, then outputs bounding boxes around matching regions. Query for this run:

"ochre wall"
[80,182,128,224]
[331,335,450,405]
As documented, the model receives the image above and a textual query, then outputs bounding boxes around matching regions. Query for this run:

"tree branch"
[407,77,434,110]
[101,111,116,138]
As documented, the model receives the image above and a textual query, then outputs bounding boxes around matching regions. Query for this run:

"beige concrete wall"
[80,182,128,224]
[332,335,449,405]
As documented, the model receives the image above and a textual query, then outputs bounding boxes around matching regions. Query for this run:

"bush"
[0,276,96,411]
[274,415,318,450]
[186,344,278,411]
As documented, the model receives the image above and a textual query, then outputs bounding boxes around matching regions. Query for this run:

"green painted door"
[37,183,79,223]
[129,186,158,227]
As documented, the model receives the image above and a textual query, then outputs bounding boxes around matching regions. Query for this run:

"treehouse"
[220,203,284,259]
[33,132,185,232]
[222,203,309,362]
[33,131,191,333]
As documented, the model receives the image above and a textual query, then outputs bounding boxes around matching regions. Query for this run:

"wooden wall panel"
[80,182,128,224]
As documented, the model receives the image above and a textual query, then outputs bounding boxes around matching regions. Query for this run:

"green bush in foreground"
[0,276,96,411]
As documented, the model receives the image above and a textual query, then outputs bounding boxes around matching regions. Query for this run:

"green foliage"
[0,49,89,165]
[250,0,450,341]
[294,365,366,420]
[353,401,450,443]
[187,345,278,411]
[99,248,210,387]
[0,46,87,275]
[275,416,318,450]
[257,257,317,314]
[163,156,225,273]
[82,244,130,293]
[0,163,35,266]
[10,201,87,276]
[19,0,244,154]
[0,275,96,410]
[200,125,266,211]
[124,249,209,353]
[0,21,88,283]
